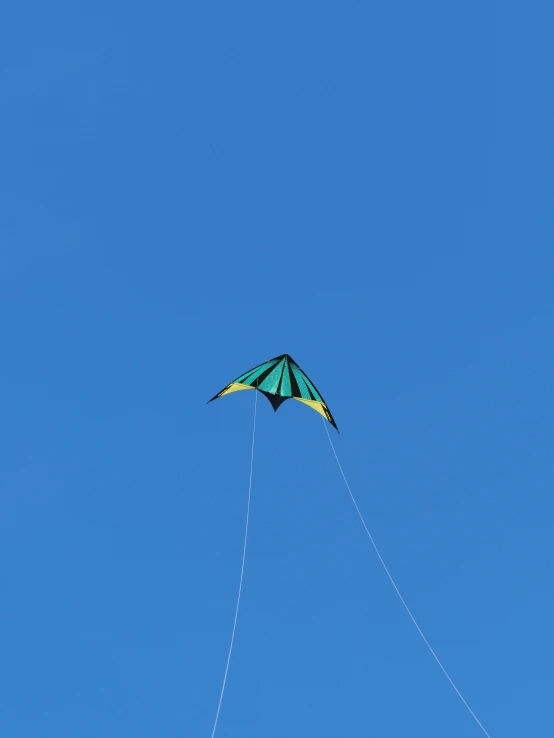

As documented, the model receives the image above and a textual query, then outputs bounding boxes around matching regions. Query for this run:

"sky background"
[1,2,553,736]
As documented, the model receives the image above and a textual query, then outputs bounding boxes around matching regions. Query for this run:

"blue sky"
[2,2,553,736]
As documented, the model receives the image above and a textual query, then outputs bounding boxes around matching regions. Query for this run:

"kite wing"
[208,353,338,431]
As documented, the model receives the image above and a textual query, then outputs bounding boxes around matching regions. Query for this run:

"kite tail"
[211,389,258,738]
[322,419,492,738]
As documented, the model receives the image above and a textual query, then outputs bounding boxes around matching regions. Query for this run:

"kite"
[207,352,491,738]
[207,353,338,431]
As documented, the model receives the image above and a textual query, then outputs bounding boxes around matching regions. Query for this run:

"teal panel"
[302,374,323,402]
[291,364,312,400]
[280,361,292,397]
[258,361,285,394]
[235,358,279,386]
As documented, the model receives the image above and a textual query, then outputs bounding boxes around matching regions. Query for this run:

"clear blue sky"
[2,2,553,736]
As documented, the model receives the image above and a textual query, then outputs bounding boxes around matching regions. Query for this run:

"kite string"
[211,389,258,738]
[322,420,491,738]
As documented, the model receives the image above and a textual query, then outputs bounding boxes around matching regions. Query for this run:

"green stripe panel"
[258,361,285,394]
[235,358,279,385]
[280,361,292,396]
[302,374,323,402]
[291,364,312,400]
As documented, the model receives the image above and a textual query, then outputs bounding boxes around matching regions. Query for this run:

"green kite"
[208,353,338,431]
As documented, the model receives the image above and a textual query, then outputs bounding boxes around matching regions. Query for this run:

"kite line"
[211,389,258,738]
[322,420,491,738]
